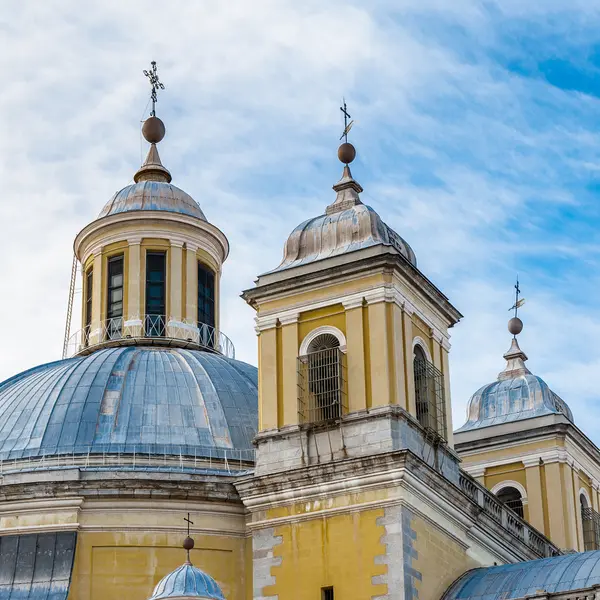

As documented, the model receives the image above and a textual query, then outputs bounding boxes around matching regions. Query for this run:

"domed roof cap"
[457,333,573,433]
[98,117,206,221]
[149,564,225,599]
[270,159,416,273]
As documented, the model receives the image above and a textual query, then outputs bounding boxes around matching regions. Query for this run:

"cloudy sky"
[2,1,600,438]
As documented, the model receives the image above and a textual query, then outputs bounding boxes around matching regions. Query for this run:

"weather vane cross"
[340,99,354,142]
[184,512,194,537]
[508,276,525,317]
[143,61,165,117]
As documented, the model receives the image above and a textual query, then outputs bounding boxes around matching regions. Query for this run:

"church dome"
[456,336,573,432]
[270,162,416,273]
[0,347,258,461]
[99,180,206,220]
[149,563,225,600]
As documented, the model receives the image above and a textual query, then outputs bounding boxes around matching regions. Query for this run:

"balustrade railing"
[459,471,559,558]
[66,315,235,359]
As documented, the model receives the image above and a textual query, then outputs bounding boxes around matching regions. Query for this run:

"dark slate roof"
[0,346,258,460]
[443,552,600,600]
[0,532,76,599]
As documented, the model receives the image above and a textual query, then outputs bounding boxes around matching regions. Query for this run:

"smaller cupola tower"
[242,125,462,476]
[70,64,233,359]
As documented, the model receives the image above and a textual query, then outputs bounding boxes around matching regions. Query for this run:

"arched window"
[298,332,346,424]
[496,486,524,518]
[413,343,446,437]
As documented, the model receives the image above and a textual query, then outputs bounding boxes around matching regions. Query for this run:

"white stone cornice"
[170,239,185,248]
[186,242,199,253]
[91,246,103,257]
[522,456,542,468]
[467,466,486,478]
[127,237,142,245]
[278,313,299,326]
[255,315,278,333]
[342,297,364,310]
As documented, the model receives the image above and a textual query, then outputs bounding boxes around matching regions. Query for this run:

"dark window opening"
[84,268,93,345]
[198,263,215,329]
[106,256,123,340]
[581,494,600,551]
[413,345,447,439]
[322,587,334,600]
[145,251,166,337]
[497,486,524,518]
[298,334,347,424]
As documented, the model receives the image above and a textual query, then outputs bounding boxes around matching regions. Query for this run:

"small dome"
[271,164,416,273]
[99,181,206,220]
[0,347,257,460]
[457,337,573,432]
[150,563,225,599]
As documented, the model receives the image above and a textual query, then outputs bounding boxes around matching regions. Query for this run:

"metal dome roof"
[442,551,600,600]
[270,163,416,273]
[456,337,573,433]
[99,180,206,220]
[149,563,225,600]
[0,347,257,461]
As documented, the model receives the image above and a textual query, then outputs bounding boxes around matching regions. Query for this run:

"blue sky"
[2,1,600,438]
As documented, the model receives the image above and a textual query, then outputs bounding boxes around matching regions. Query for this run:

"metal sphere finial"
[338,142,356,164]
[142,116,165,144]
[183,536,194,551]
[508,317,523,336]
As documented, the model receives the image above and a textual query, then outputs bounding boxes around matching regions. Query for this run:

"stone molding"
[490,479,529,504]
[298,325,347,355]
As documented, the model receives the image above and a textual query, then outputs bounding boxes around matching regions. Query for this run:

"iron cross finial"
[508,276,525,317]
[339,99,354,142]
[184,512,194,537]
[143,61,165,117]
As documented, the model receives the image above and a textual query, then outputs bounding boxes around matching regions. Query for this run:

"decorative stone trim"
[278,313,299,326]
[255,316,278,333]
[298,325,347,355]
[412,336,432,362]
[342,296,364,310]
[579,487,592,508]
[491,480,528,503]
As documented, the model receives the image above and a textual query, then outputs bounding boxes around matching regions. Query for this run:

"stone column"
[544,459,568,549]
[89,248,103,346]
[561,458,579,550]
[367,296,391,407]
[124,238,142,337]
[523,457,545,534]
[343,297,367,413]
[402,303,416,417]
[391,302,407,409]
[572,464,585,551]
[257,317,278,432]
[167,241,184,340]
[185,243,198,330]
[280,314,299,427]
[440,338,454,446]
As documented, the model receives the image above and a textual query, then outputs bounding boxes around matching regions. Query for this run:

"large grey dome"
[0,347,257,461]
[99,181,206,220]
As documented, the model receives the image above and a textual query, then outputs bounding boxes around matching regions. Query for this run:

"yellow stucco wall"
[68,531,247,600]
[263,509,387,599]
[409,511,477,600]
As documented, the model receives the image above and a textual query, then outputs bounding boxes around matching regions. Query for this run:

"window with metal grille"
[84,268,93,346]
[321,587,334,600]
[582,495,600,551]
[298,334,347,424]
[413,346,447,439]
[198,262,215,329]
[106,256,123,340]
[145,251,166,337]
[496,486,524,518]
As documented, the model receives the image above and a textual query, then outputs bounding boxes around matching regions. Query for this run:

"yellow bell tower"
[242,139,462,475]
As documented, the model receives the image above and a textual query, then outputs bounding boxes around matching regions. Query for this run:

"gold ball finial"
[508,317,523,336]
[142,116,166,144]
[338,142,356,165]
[183,536,194,551]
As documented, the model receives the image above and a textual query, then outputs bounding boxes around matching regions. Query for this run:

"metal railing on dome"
[0,445,256,476]
[65,315,235,359]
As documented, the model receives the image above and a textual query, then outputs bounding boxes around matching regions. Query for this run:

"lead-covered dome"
[0,347,257,460]
[271,163,416,273]
[457,337,573,432]
[99,180,206,220]
[149,563,225,600]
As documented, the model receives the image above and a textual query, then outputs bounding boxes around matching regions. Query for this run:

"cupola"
[70,108,232,358]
